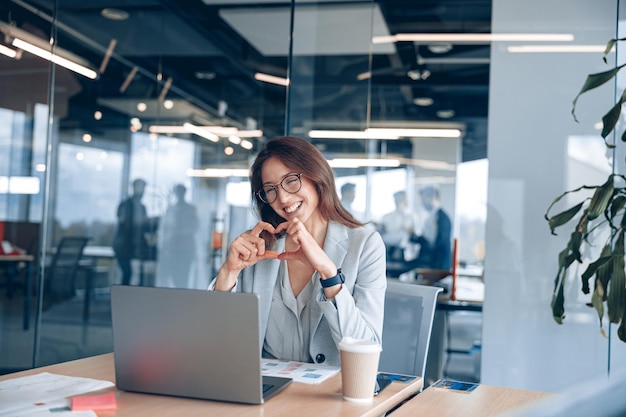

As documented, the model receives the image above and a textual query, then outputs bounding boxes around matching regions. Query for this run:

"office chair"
[43,236,91,307]
[379,279,442,385]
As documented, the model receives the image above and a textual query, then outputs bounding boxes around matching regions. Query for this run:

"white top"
[263,261,315,362]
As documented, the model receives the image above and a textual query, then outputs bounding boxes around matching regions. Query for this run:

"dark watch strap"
[320,268,345,288]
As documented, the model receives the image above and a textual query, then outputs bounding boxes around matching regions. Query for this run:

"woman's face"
[261,156,321,225]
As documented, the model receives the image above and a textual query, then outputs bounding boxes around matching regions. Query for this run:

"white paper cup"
[338,337,382,403]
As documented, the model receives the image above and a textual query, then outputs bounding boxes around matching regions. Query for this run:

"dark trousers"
[116,256,132,285]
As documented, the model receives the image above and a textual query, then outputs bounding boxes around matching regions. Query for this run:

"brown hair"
[250,136,363,245]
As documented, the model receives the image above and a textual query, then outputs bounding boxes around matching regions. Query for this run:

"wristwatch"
[320,268,345,288]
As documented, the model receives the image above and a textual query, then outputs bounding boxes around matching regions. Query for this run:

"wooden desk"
[0,253,36,330]
[391,382,551,417]
[0,353,423,417]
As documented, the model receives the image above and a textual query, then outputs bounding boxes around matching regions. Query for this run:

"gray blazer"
[226,221,387,367]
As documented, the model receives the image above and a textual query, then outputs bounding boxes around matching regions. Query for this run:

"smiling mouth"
[284,201,302,214]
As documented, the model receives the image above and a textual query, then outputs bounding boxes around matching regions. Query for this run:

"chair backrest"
[379,279,442,379]
[45,236,91,300]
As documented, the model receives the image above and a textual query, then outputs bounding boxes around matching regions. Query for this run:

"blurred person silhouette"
[378,191,417,263]
[340,183,356,214]
[410,185,452,270]
[340,182,366,221]
[159,183,199,288]
[113,178,149,285]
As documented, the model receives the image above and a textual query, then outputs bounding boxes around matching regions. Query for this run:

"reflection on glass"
[0,0,487,374]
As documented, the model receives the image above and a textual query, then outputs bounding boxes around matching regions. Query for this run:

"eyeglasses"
[257,173,302,204]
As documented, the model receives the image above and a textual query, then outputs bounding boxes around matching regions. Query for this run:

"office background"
[1,0,625,394]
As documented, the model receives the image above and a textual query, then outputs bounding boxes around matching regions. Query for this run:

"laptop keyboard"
[262,383,274,393]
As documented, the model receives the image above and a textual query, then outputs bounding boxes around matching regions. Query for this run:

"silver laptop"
[110,285,292,404]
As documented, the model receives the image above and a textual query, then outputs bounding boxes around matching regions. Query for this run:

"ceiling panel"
[219,3,394,56]
[0,0,492,162]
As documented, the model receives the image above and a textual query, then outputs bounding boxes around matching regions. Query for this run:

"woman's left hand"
[275,218,336,278]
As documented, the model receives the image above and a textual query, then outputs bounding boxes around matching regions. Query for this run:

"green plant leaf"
[557,229,584,271]
[547,202,584,234]
[544,185,598,231]
[610,195,626,218]
[602,88,626,139]
[588,176,614,220]
[581,252,612,294]
[572,64,626,122]
[603,38,626,63]
[618,307,626,342]
[608,231,626,323]
[591,279,605,328]
[601,101,622,138]
[603,39,618,61]
[551,270,566,324]
[596,248,614,301]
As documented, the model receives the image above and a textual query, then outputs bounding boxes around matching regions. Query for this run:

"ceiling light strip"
[328,159,401,168]
[508,45,608,53]
[366,128,461,138]
[373,33,574,44]
[309,128,461,139]
[308,130,400,140]
[254,72,290,87]
[234,130,263,138]
[187,168,250,178]
[0,176,41,194]
[0,43,17,58]
[12,38,98,79]
[149,125,187,134]
[150,125,263,138]
[183,123,219,142]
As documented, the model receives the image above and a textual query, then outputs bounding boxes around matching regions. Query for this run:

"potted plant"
[545,38,626,342]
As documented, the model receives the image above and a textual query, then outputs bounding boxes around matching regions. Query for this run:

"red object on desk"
[71,392,117,411]
[0,240,24,255]
[0,221,4,242]
[450,238,459,301]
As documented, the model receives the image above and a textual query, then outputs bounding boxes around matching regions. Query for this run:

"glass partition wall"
[0,0,486,373]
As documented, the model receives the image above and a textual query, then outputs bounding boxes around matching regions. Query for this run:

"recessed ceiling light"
[195,71,216,80]
[436,109,456,119]
[413,97,434,106]
[101,8,129,21]
[407,69,431,80]
[427,43,453,54]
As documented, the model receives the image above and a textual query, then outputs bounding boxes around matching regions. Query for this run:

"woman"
[211,136,386,366]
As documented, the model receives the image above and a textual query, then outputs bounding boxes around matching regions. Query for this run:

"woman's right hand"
[215,222,279,291]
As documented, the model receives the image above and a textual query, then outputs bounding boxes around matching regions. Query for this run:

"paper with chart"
[261,359,340,384]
